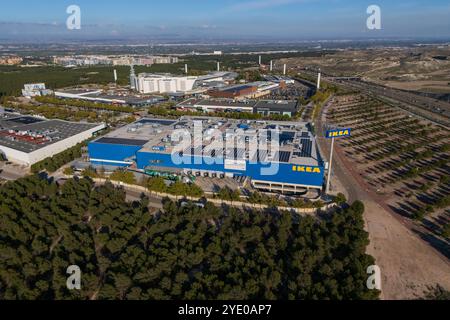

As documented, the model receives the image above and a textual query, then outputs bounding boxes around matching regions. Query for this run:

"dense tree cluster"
[0,176,379,300]
[0,66,131,97]
[35,96,136,114]
[5,101,103,123]
[109,170,137,185]
[217,186,241,202]
[147,176,204,198]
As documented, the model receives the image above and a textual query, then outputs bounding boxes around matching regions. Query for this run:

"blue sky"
[1,0,450,40]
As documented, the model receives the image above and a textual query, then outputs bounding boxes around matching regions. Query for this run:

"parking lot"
[268,81,313,101]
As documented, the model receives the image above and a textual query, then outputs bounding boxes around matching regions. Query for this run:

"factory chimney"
[113,69,118,83]
[317,70,321,90]
[217,61,220,72]
[129,64,136,90]
[185,64,188,74]
[270,60,273,72]
[283,64,287,75]
[259,55,262,65]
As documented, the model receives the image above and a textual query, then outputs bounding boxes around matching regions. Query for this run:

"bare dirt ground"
[330,141,450,300]
[318,99,450,300]
[282,46,450,95]
[363,199,450,299]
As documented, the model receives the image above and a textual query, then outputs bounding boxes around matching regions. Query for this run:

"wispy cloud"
[226,0,312,12]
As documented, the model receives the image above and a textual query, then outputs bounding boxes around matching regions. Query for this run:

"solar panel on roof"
[251,149,268,163]
[280,131,295,144]
[96,137,148,146]
[277,151,291,163]
[136,119,176,126]
[5,116,44,125]
[299,138,312,157]
[226,148,245,160]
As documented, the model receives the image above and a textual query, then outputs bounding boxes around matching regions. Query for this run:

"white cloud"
[227,0,312,12]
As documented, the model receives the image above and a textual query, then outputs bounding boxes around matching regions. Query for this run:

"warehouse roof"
[178,98,298,113]
[91,116,321,166]
[0,112,103,153]
[254,100,298,112]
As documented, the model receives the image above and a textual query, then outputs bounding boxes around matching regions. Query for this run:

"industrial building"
[177,98,299,117]
[195,72,238,85]
[135,74,199,94]
[55,88,165,106]
[0,111,105,166]
[130,72,286,98]
[88,117,324,193]
[263,75,295,85]
[207,81,282,99]
[22,83,53,98]
[53,55,179,67]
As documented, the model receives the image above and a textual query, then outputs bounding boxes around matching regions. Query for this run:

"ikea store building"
[88,117,325,194]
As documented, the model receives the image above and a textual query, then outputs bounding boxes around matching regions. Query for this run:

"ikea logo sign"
[292,166,322,174]
[326,128,351,139]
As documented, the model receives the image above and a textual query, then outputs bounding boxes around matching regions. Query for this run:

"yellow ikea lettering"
[329,130,350,138]
[292,166,321,174]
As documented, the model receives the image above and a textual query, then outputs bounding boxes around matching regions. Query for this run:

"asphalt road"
[331,78,450,128]
[124,188,163,210]
[298,68,450,127]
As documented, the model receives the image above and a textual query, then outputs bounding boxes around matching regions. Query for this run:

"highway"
[298,68,450,127]
[333,78,450,127]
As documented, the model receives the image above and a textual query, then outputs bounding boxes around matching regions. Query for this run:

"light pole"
[324,128,351,195]
[326,137,335,194]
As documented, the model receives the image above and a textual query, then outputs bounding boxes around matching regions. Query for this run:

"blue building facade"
[88,141,325,189]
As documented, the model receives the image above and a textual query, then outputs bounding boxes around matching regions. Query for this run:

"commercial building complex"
[88,117,325,193]
[177,98,299,117]
[54,88,165,106]
[207,81,282,99]
[22,83,53,98]
[263,75,295,85]
[0,111,105,166]
[0,56,23,66]
[131,72,284,98]
[53,55,179,67]
[195,72,238,85]
[135,74,199,94]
